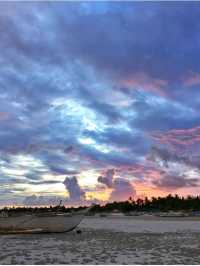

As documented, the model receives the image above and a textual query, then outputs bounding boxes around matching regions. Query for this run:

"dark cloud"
[63,176,85,202]
[148,146,200,170]
[50,166,79,176]
[2,2,200,102]
[153,174,199,190]
[129,91,200,132]
[98,169,115,188]
[79,145,137,168]
[84,127,150,156]
[148,146,186,167]
[30,2,200,99]
[98,169,136,201]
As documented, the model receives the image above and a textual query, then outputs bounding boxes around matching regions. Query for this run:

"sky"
[1,1,200,207]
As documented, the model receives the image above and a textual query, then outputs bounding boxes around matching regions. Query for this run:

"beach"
[1,216,200,264]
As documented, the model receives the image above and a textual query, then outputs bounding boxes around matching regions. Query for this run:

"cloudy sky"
[1,2,200,206]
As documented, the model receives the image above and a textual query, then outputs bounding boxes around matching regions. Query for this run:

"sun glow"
[78,170,99,187]
[19,182,67,196]
[86,188,111,201]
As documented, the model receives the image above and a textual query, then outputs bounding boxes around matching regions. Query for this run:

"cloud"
[37,2,200,99]
[84,127,150,156]
[183,72,200,87]
[0,112,9,121]
[148,146,200,170]
[152,126,200,151]
[148,146,185,167]
[129,91,199,132]
[98,169,136,201]
[28,180,60,185]
[152,174,199,190]
[110,178,136,202]
[98,169,115,188]
[23,194,65,206]
[146,146,200,191]
[22,175,101,207]
[50,166,79,176]
[2,2,200,101]
[63,176,85,202]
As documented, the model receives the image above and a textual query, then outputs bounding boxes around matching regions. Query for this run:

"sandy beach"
[1,216,200,264]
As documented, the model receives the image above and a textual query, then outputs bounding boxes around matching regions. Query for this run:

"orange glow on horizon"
[134,181,169,199]
[86,188,111,202]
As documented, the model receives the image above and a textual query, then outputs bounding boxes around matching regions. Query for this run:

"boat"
[0,208,90,234]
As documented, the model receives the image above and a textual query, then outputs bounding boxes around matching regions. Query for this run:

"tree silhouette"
[1,194,200,215]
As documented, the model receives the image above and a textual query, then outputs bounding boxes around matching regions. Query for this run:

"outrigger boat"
[0,207,90,234]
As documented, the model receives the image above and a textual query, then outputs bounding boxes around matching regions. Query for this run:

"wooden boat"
[0,208,89,234]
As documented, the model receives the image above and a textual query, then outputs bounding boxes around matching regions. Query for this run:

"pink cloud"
[151,126,200,150]
[183,72,200,87]
[98,169,136,201]
[0,112,9,121]
[120,72,168,97]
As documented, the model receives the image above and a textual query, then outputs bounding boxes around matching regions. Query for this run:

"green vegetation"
[1,194,200,215]
[90,194,200,214]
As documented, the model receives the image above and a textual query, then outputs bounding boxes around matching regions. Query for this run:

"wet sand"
[0,216,200,264]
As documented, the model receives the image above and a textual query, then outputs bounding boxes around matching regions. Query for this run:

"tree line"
[1,194,200,214]
[90,194,200,214]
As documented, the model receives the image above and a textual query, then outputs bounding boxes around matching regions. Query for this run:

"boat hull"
[0,213,84,233]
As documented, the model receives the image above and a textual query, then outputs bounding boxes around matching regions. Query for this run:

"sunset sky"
[1,2,200,207]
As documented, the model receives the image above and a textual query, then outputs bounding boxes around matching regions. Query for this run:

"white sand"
[80,216,200,233]
[0,216,200,264]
